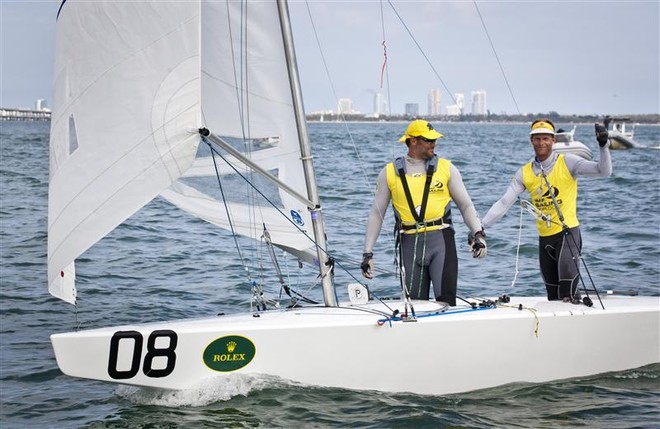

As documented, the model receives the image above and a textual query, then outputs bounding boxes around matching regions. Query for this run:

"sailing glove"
[595,123,609,147]
[361,252,374,279]
[468,230,487,259]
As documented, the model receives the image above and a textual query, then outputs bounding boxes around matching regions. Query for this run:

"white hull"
[553,127,592,160]
[51,295,660,396]
[552,142,593,160]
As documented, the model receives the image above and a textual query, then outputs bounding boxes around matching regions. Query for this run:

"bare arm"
[363,167,390,253]
[447,164,483,234]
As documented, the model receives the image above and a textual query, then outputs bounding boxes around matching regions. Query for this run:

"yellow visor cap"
[529,120,556,136]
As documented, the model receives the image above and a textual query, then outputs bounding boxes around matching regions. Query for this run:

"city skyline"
[2,1,658,116]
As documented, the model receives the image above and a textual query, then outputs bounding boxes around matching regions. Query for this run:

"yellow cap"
[398,119,444,143]
[529,120,556,136]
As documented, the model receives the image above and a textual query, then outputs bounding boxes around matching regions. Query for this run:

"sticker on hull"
[203,335,256,372]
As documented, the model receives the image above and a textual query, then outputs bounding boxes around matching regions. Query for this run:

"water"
[1,121,659,428]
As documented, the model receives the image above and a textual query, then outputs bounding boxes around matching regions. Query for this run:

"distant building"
[373,93,385,116]
[446,93,464,116]
[404,103,419,117]
[427,89,441,116]
[337,98,353,115]
[35,99,47,111]
[471,90,487,115]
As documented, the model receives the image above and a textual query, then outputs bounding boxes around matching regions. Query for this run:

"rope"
[510,202,525,289]
[377,305,495,326]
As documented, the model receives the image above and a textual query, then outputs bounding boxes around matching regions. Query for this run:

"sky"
[1,0,659,116]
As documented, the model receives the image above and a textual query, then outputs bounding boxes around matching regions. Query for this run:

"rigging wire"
[204,138,368,285]
[303,1,373,195]
[206,139,254,288]
[304,0,401,275]
[385,0,458,107]
[224,1,269,309]
[207,139,320,306]
[472,0,521,115]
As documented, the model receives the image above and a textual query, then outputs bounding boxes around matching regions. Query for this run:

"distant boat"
[553,126,593,160]
[605,117,642,149]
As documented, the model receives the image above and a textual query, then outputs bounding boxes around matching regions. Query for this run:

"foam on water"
[115,374,294,407]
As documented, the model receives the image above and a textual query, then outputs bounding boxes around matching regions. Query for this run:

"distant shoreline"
[308,120,660,126]
[306,113,660,125]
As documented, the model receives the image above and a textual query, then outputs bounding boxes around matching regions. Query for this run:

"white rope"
[510,201,525,289]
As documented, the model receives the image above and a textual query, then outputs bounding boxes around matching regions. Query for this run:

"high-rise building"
[471,90,487,115]
[446,93,464,116]
[404,103,419,117]
[35,99,47,111]
[427,89,441,116]
[337,98,353,115]
[373,93,385,116]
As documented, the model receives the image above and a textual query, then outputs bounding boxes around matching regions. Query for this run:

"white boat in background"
[48,0,659,396]
[553,126,593,160]
[606,116,642,149]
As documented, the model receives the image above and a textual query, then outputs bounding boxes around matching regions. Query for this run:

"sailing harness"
[393,155,451,232]
[390,156,453,317]
[531,158,603,308]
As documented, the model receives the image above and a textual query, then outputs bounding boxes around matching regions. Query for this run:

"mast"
[277,0,337,306]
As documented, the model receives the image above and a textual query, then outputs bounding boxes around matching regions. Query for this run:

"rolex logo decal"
[203,335,256,372]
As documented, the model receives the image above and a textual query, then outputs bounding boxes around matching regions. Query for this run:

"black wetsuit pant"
[399,227,457,306]
[538,227,582,301]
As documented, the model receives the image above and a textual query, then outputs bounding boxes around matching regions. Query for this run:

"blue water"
[1,120,659,428]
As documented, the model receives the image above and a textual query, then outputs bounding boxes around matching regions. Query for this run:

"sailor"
[481,119,612,302]
[360,119,487,306]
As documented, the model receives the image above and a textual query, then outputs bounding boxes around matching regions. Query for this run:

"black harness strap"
[396,161,435,224]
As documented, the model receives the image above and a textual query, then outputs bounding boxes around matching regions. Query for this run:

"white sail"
[160,0,317,267]
[48,1,202,303]
[48,0,321,304]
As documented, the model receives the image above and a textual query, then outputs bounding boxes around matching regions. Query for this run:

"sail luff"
[277,0,337,306]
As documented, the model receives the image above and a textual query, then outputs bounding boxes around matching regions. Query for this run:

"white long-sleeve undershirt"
[363,156,483,253]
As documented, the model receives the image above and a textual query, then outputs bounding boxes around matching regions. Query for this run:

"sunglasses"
[416,136,436,143]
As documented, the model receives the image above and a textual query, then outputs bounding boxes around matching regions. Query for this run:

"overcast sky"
[2,1,658,115]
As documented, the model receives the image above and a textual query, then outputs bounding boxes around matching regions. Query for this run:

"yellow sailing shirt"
[522,154,579,236]
[386,158,452,234]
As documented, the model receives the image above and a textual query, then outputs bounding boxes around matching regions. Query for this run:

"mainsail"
[48,0,324,304]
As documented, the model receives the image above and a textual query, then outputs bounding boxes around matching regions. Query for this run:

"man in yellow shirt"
[482,119,611,302]
[361,120,486,306]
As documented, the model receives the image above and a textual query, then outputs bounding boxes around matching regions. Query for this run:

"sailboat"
[48,0,659,396]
